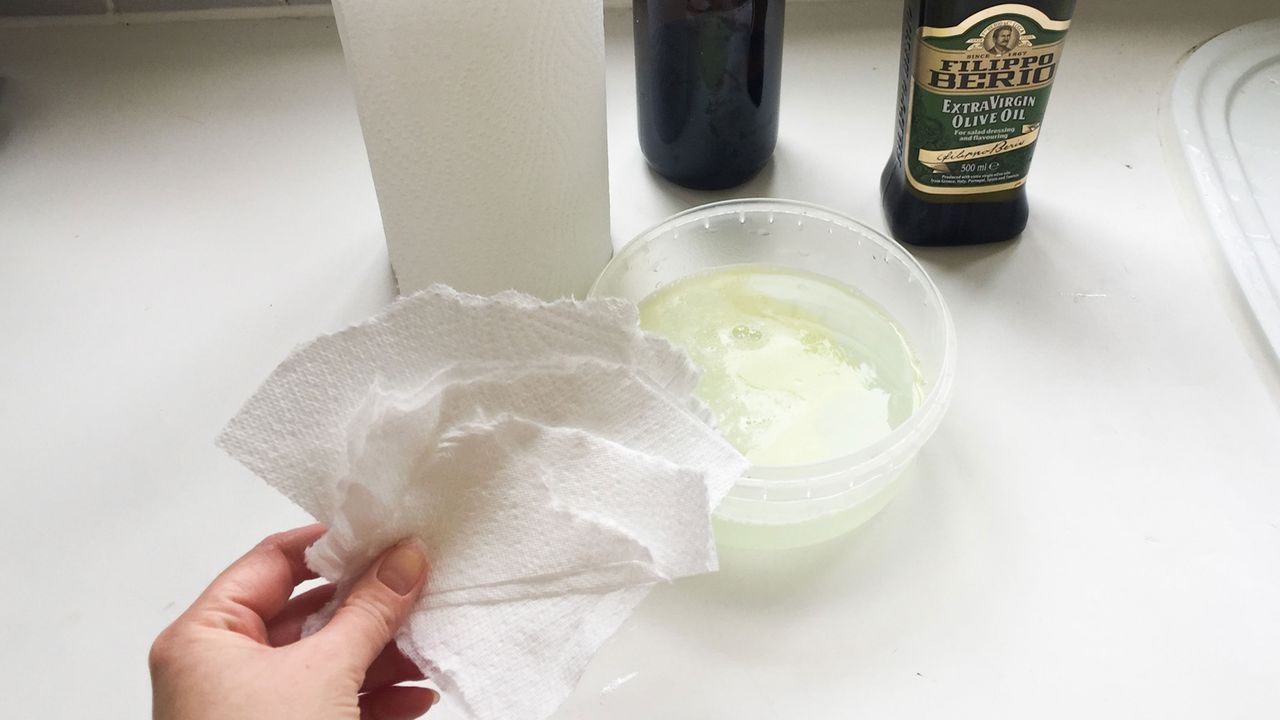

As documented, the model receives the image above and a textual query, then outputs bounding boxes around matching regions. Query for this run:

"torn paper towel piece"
[217,286,747,720]
[401,585,652,720]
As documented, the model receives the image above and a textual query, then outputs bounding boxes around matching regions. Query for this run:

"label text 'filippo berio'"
[924,51,1059,91]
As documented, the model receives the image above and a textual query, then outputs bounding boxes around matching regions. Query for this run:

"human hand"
[149,524,435,720]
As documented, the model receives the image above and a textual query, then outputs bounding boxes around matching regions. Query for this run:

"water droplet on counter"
[601,672,639,695]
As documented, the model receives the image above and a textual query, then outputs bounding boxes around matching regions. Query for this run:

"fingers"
[266,582,338,647]
[361,644,426,692]
[185,524,327,638]
[312,539,428,672]
[359,686,439,720]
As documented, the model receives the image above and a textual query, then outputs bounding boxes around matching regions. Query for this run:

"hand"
[149,525,435,720]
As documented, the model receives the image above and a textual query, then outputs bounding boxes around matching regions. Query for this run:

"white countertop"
[2,2,1279,717]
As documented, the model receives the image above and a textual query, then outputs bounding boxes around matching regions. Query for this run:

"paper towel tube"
[332,0,613,300]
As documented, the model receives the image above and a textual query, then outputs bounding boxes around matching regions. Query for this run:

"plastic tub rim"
[590,198,957,505]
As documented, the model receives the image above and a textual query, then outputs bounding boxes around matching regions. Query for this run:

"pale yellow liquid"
[639,265,924,466]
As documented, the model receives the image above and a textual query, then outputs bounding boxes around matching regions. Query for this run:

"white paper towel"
[218,287,748,720]
[331,0,613,299]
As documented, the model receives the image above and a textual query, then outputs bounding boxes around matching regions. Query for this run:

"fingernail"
[376,540,426,596]
[428,689,441,707]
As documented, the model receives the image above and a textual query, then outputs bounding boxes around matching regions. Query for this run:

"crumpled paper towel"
[217,286,747,720]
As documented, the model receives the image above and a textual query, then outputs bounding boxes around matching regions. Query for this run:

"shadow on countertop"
[0,77,10,153]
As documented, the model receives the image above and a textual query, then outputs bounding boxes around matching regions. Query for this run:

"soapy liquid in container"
[639,265,925,466]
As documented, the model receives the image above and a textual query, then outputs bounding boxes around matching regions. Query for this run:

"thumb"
[316,539,428,671]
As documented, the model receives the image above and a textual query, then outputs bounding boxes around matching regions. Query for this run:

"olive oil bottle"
[881,1,1076,246]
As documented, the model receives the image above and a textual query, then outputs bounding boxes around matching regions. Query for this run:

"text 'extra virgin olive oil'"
[882,1,1076,246]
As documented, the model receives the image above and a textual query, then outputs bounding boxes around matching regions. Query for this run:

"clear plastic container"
[591,199,956,549]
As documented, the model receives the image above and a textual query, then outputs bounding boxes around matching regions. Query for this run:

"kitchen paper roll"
[332,0,614,300]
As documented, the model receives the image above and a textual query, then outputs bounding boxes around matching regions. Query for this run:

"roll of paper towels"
[332,0,613,299]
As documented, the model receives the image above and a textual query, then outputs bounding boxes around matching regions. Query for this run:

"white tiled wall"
[0,0,325,16]
[0,0,839,19]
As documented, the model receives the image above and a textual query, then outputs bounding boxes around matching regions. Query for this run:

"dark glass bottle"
[882,0,1076,246]
[633,0,785,190]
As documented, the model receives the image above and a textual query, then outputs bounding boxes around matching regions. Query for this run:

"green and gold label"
[906,4,1070,195]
